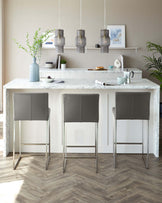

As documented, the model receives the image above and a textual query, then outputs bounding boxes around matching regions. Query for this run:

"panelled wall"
[3,0,162,85]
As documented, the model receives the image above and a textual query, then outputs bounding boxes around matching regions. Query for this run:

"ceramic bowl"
[43,78,54,83]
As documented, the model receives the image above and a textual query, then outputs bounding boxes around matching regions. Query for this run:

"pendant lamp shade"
[54,29,65,53]
[100,29,110,53]
[75,29,86,53]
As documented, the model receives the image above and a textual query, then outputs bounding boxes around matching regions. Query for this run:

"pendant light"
[54,0,65,53]
[99,0,110,53]
[75,0,86,53]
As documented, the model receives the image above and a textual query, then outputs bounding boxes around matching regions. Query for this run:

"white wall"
[0,0,4,111]
[3,0,162,84]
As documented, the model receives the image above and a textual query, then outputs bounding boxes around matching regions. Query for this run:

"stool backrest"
[64,94,99,122]
[14,93,48,121]
[116,92,150,120]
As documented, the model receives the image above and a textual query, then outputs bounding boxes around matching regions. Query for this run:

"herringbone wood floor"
[0,120,162,203]
[0,153,162,203]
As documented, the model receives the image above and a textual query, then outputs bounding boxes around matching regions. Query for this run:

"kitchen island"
[3,78,160,157]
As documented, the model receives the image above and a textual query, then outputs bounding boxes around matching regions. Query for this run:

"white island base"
[3,77,160,157]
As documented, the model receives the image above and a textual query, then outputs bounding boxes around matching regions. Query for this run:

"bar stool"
[112,92,150,169]
[13,93,51,170]
[63,94,99,173]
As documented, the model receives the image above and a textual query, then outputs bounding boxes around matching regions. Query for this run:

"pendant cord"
[58,0,61,28]
[104,0,106,29]
[80,0,82,29]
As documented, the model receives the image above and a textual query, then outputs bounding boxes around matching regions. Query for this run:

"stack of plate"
[45,62,53,68]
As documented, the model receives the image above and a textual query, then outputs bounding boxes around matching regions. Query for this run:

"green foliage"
[146,41,162,55]
[14,28,54,58]
[60,59,67,64]
[144,41,162,88]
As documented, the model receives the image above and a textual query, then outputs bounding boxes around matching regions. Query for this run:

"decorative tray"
[88,68,107,71]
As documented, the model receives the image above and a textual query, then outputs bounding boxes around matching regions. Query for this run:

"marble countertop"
[4,78,159,90]
[40,67,142,73]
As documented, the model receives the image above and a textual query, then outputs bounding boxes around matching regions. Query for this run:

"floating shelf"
[42,46,140,52]
[110,47,139,51]
[65,46,139,51]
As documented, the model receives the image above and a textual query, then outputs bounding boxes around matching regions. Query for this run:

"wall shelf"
[65,47,139,51]
[42,46,140,52]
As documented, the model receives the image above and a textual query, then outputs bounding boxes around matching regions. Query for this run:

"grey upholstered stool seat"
[63,94,99,173]
[112,92,150,169]
[13,93,51,170]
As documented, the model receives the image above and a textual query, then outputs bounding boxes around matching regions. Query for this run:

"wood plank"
[0,154,162,202]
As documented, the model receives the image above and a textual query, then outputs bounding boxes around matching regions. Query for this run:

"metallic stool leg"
[146,120,149,169]
[142,120,145,167]
[65,123,67,169]
[49,115,51,157]
[18,121,22,165]
[63,123,65,172]
[113,117,115,168]
[13,121,21,170]
[142,120,150,169]
[63,123,67,173]
[142,120,144,156]
[95,123,98,173]
[45,120,48,170]
[19,121,21,157]
[13,120,16,169]
[113,120,117,168]
[45,116,50,170]
[13,94,21,170]
[48,116,51,168]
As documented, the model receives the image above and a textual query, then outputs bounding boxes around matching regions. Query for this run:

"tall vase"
[29,57,40,82]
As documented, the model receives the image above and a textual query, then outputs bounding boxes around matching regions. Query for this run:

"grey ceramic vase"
[29,57,40,82]
[75,29,86,53]
[54,29,65,53]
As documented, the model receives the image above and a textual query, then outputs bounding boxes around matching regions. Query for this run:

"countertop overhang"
[4,78,160,90]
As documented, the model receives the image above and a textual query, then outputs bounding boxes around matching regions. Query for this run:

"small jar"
[61,63,66,70]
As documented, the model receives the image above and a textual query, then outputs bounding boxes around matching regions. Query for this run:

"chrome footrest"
[66,145,95,148]
[116,142,143,145]
[22,143,49,145]
[64,156,97,159]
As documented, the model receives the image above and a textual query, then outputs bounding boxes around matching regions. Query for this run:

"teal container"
[29,57,40,82]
